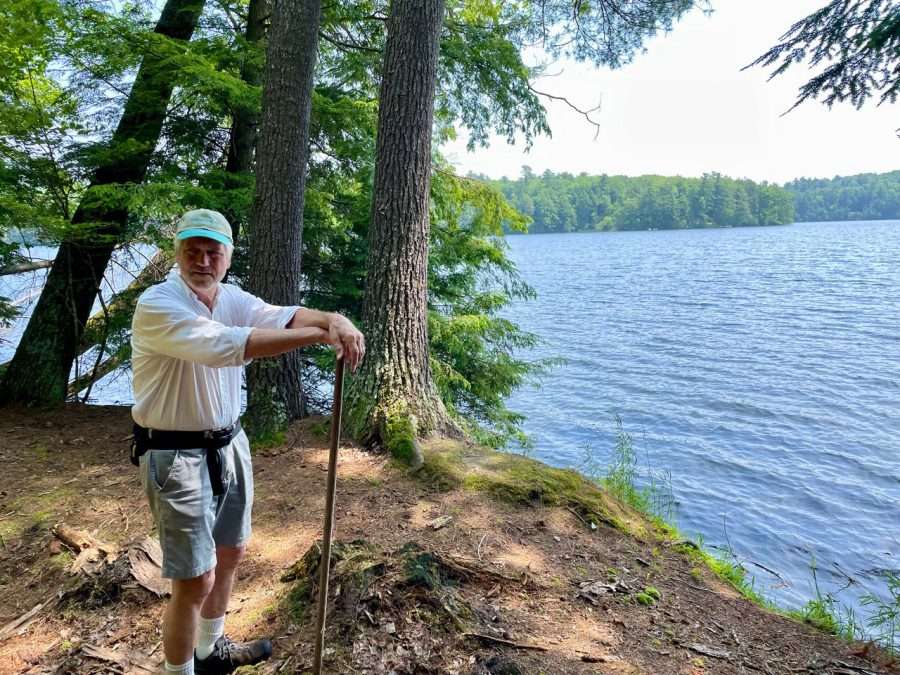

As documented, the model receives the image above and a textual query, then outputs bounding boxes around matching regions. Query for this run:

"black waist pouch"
[130,421,241,496]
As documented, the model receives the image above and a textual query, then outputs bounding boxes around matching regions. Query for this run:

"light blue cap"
[174,209,233,246]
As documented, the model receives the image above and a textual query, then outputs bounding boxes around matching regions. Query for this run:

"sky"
[443,0,899,184]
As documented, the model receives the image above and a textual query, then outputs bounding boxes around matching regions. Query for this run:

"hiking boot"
[194,635,273,674]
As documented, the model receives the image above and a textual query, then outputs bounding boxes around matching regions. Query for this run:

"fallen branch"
[0,598,56,642]
[463,632,548,652]
[687,643,732,660]
[437,551,533,586]
[68,348,128,397]
[0,259,52,276]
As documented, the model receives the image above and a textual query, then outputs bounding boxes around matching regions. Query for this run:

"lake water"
[501,220,900,617]
[3,222,897,620]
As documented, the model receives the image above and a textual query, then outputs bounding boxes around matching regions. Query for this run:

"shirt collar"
[169,267,220,310]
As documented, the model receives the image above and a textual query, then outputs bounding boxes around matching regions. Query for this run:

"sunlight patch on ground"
[494,541,548,574]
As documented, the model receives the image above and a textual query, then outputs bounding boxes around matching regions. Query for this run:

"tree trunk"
[345,0,458,466]
[244,0,322,439]
[222,0,268,245]
[0,0,206,406]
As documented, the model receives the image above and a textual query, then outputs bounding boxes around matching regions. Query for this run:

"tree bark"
[244,0,322,438]
[0,0,206,406]
[346,0,458,464]
[222,0,268,244]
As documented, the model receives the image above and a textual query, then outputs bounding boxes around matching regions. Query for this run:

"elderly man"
[131,209,364,675]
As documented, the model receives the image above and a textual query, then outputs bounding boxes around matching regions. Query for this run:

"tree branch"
[527,83,601,135]
[0,260,53,276]
[319,30,381,54]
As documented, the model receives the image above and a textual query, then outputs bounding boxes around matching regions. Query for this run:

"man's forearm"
[244,327,328,359]
[288,308,334,331]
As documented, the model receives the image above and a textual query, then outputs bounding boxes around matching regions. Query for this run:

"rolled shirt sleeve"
[133,297,254,368]
[235,288,300,330]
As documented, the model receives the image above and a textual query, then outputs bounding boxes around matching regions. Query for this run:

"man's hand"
[327,314,365,371]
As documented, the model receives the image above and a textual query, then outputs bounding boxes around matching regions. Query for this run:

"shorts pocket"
[148,450,182,491]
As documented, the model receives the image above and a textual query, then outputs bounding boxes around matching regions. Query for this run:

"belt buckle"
[206,425,232,442]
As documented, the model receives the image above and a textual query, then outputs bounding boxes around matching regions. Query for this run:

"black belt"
[131,421,242,496]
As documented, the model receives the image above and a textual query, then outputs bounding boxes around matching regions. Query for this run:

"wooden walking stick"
[313,356,345,675]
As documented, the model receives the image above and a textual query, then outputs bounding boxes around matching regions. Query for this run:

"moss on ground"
[384,410,418,466]
[0,484,80,542]
[418,439,655,539]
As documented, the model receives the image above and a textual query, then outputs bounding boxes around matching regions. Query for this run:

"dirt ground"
[0,405,896,675]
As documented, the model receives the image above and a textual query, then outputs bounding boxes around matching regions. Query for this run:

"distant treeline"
[785,171,900,222]
[494,170,794,233]
[492,169,899,233]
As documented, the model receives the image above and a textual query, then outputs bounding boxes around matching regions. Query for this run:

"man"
[131,209,364,675]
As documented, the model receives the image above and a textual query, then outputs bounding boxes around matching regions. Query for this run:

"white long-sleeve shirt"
[131,269,298,431]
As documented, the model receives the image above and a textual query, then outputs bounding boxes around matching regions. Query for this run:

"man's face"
[176,237,231,292]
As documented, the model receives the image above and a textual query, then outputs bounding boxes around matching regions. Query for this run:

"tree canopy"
[785,170,900,222]
[494,171,795,233]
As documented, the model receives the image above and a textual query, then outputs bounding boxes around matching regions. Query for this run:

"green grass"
[861,572,900,653]
[249,429,286,452]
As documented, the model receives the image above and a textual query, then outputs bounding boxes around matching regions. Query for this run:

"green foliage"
[635,586,661,606]
[747,0,900,111]
[796,596,843,636]
[438,7,548,148]
[427,167,556,446]
[495,0,704,68]
[862,572,900,653]
[581,416,675,524]
[602,418,646,511]
[675,538,770,608]
[785,171,900,222]
[495,170,795,233]
[244,372,289,443]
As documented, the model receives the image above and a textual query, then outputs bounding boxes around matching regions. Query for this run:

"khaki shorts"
[139,430,253,579]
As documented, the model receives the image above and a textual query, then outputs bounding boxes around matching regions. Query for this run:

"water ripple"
[504,221,900,614]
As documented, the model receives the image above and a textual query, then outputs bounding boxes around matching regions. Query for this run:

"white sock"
[164,658,194,674]
[195,615,226,660]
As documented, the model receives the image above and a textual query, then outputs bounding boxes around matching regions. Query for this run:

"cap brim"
[175,228,232,246]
